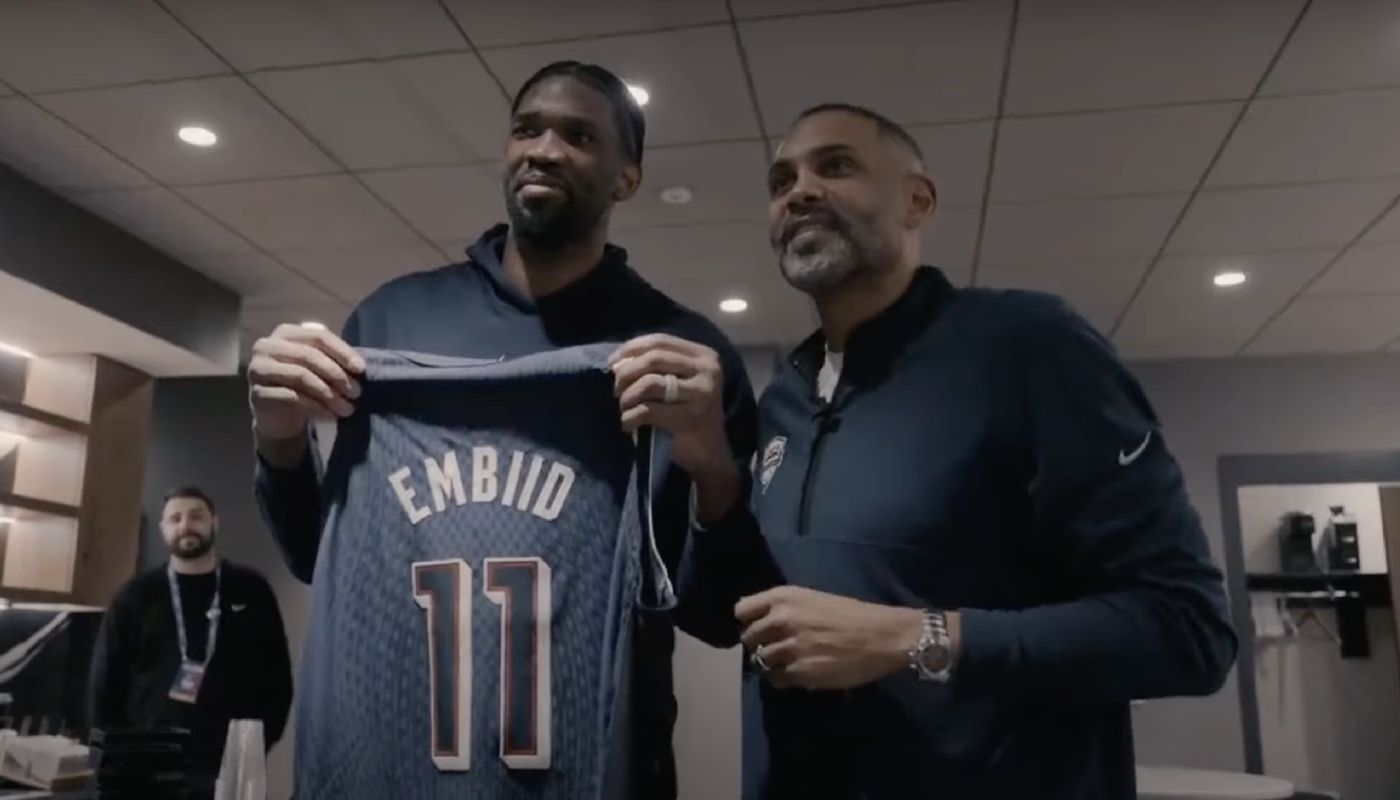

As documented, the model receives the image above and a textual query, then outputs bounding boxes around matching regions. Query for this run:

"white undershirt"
[817,347,844,403]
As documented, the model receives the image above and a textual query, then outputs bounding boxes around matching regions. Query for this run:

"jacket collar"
[790,266,956,388]
[464,223,632,313]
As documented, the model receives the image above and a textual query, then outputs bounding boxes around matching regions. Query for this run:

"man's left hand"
[735,586,927,691]
[611,334,740,520]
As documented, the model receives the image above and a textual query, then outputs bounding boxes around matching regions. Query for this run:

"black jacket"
[254,225,758,799]
[683,267,1237,799]
[88,560,293,777]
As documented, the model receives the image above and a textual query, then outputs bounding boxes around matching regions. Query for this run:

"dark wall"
[0,162,240,367]
[141,374,307,796]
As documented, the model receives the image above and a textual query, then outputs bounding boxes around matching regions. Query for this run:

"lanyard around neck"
[166,563,221,666]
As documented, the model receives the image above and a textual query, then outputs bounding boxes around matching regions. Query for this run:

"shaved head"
[791,103,926,171]
[767,105,937,299]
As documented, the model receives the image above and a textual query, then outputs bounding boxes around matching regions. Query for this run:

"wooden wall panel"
[1375,485,1400,686]
[70,357,151,607]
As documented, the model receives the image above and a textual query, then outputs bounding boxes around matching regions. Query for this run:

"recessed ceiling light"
[178,126,218,147]
[659,185,693,205]
[0,341,34,359]
[1213,270,1248,288]
[300,320,327,331]
[626,84,650,108]
[719,298,749,314]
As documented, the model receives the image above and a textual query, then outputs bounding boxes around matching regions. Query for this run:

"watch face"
[918,643,952,674]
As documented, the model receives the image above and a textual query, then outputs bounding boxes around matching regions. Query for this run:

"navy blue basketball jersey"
[294,345,673,800]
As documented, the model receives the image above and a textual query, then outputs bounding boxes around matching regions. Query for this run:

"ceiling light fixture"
[0,341,34,359]
[719,298,749,314]
[300,321,327,331]
[659,185,693,205]
[178,126,218,147]
[1213,270,1248,288]
[626,84,650,108]
[0,517,15,526]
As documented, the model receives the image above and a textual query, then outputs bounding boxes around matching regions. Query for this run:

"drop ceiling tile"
[1308,243,1400,296]
[743,2,1012,129]
[654,277,813,346]
[361,164,505,242]
[253,54,506,171]
[37,77,337,186]
[732,0,923,17]
[981,195,1187,266]
[190,250,334,306]
[72,186,251,261]
[1362,203,1400,245]
[993,103,1239,203]
[614,224,775,286]
[273,242,449,306]
[482,26,757,146]
[181,175,421,250]
[1245,293,1400,356]
[0,98,151,192]
[614,141,769,230]
[922,207,981,274]
[241,302,352,341]
[978,261,1145,334]
[712,297,814,346]
[1007,0,1303,114]
[70,186,332,304]
[1264,0,1400,95]
[443,0,727,47]
[0,0,227,93]
[910,121,994,209]
[1117,251,1326,359]
[1208,89,1400,187]
[1169,180,1400,256]
[434,239,476,262]
[162,0,465,71]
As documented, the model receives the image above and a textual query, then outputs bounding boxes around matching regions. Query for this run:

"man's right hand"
[247,324,365,468]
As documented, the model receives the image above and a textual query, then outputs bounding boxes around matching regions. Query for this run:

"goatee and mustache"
[170,530,215,560]
[503,167,606,251]
[772,204,886,295]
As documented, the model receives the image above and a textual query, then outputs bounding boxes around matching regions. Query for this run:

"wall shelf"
[0,399,88,438]
[1245,572,1391,606]
[0,492,80,521]
[1246,571,1390,658]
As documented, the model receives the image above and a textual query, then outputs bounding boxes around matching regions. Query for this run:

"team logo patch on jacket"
[760,436,787,492]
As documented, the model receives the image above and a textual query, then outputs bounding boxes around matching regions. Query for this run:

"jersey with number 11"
[294,345,671,800]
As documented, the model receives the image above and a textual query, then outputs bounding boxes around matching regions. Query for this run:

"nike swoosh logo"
[231,604,247,612]
[1119,432,1152,466]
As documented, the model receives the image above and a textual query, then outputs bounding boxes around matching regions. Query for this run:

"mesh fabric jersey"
[294,344,670,799]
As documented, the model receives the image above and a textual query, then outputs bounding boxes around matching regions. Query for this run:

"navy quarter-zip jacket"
[681,266,1236,800]
[254,225,758,800]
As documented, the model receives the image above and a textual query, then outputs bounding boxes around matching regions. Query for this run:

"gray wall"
[1129,353,1400,782]
[140,375,306,798]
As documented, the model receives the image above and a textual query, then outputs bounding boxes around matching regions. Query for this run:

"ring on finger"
[750,644,771,673]
[663,373,680,404]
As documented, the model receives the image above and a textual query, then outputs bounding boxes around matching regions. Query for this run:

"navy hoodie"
[254,225,758,800]
[681,266,1237,800]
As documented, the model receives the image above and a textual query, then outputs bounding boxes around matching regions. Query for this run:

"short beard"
[170,532,215,561]
[503,179,601,253]
[778,230,862,295]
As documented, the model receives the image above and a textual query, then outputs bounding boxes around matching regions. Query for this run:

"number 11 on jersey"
[412,557,553,773]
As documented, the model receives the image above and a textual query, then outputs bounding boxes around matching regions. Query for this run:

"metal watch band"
[909,609,954,683]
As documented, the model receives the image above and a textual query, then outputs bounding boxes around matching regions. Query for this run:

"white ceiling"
[0,0,1399,360]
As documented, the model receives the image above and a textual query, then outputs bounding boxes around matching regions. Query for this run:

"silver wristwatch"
[909,610,955,683]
